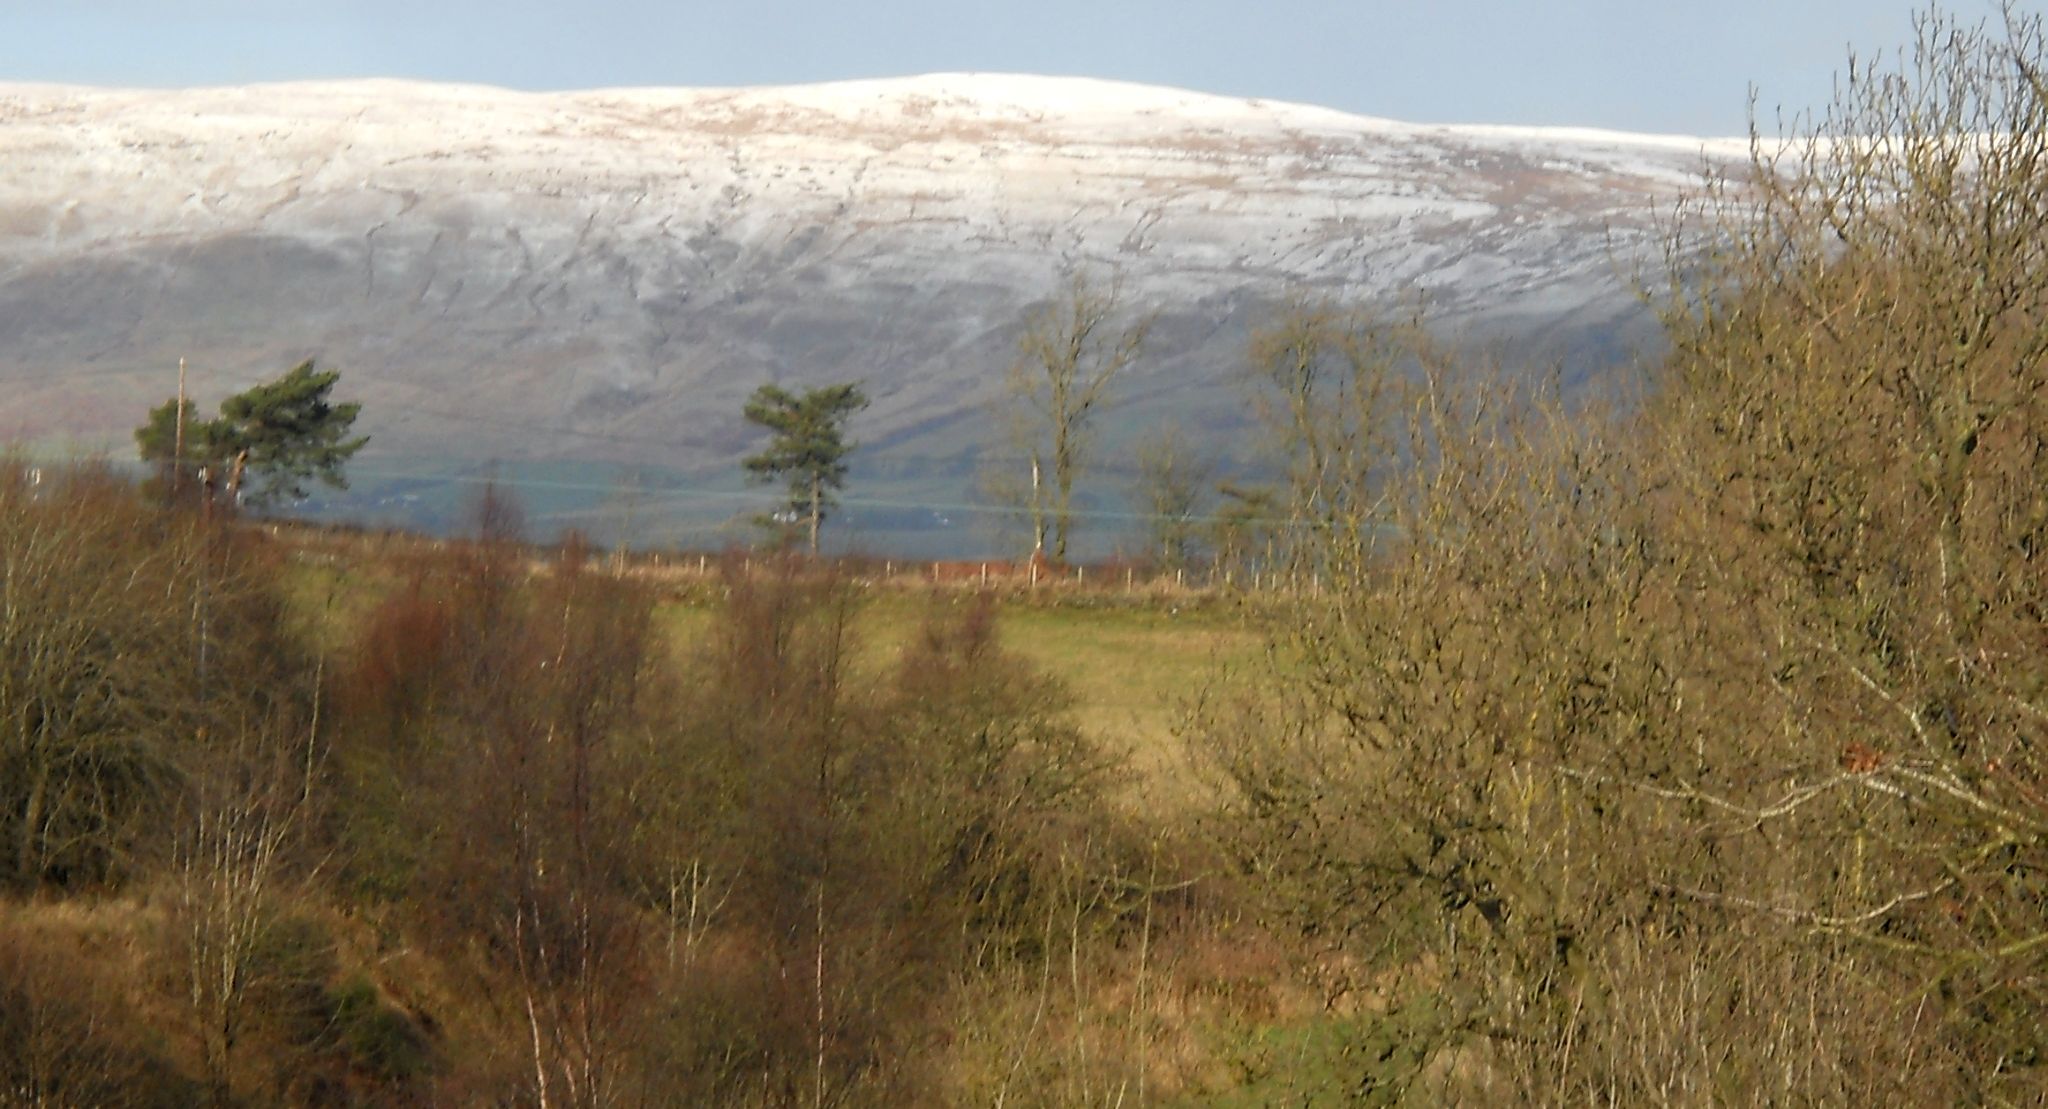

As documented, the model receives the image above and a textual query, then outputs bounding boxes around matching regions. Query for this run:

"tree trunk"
[1052,391,1072,563]
[18,761,46,881]
[809,474,822,555]
[1053,435,1074,564]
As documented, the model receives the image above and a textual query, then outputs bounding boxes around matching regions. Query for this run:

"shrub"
[1195,10,2048,1099]
[0,925,201,1108]
[0,462,303,890]
[327,973,434,1086]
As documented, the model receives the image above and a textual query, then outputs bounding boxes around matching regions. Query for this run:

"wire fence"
[265,516,1329,602]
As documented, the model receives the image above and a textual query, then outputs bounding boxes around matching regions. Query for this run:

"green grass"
[992,601,1256,799]
[284,533,1263,807]
[652,587,1261,802]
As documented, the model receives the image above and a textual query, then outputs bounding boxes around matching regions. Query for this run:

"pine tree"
[136,360,367,509]
[742,382,868,554]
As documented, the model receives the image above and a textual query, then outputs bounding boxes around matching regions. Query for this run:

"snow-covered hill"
[0,75,1744,549]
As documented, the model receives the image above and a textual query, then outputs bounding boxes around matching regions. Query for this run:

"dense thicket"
[332,529,1139,1102]
[0,475,1174,1105]
[0,463,306,891]
[1197,8,2048,1101]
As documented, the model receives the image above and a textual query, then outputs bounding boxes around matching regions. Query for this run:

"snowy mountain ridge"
[0,74,1743,549]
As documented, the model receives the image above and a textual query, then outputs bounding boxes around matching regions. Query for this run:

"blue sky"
[5,1,2037,134]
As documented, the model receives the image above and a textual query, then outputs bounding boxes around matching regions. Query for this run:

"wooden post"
[1030,453,1047,558]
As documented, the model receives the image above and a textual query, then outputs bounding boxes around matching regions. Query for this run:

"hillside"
[0,75,1744,552]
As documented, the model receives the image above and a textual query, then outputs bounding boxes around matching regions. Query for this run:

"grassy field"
[968,600,1257,800]
[655,586,1263,804]
[286,532,1266,806]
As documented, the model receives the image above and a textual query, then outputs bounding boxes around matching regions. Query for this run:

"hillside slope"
[0,75,1742,551]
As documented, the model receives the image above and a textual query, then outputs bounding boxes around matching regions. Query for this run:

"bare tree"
[1643,6,2048,1079]
[1206,481,1282,585]
[173,769,297,1108]
[1245,296,1419,566]
[1129,424,1212,570]
[1001,272,1149,562]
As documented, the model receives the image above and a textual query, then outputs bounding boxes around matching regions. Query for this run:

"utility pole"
[1030,451,1047,558]
[615,469,642,574]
